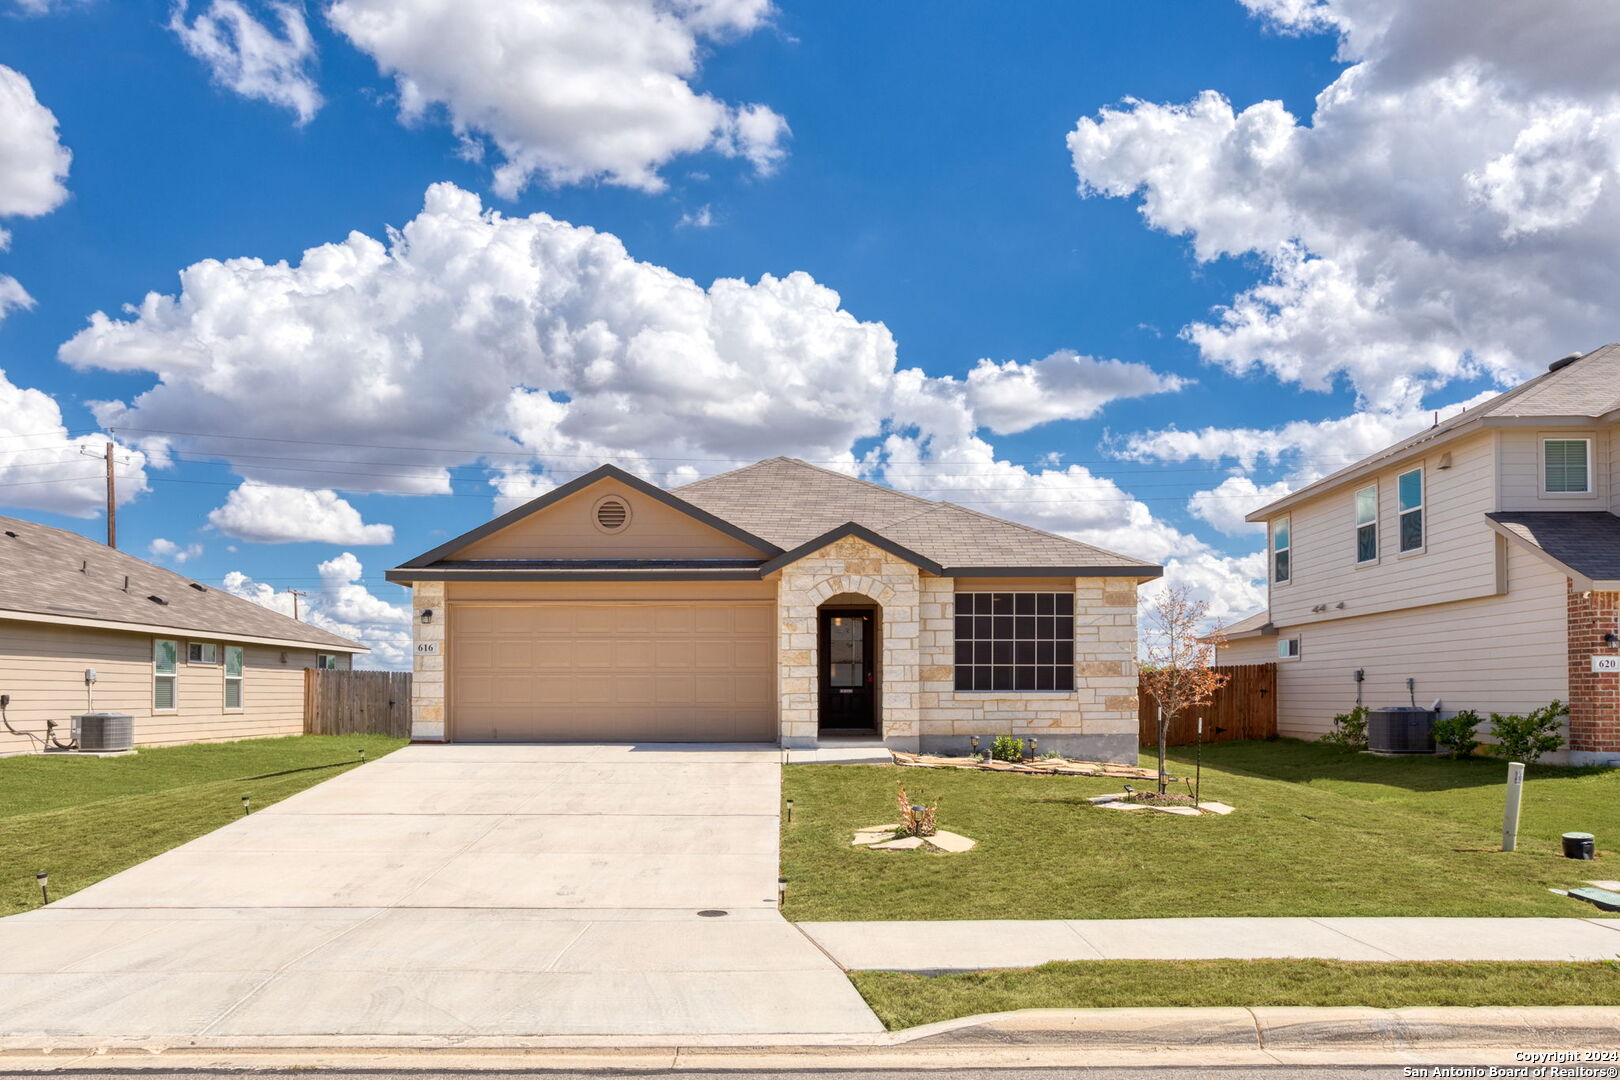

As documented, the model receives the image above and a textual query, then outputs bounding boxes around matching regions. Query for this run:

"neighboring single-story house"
[1218,344,1620,766]
[0,515,365,753]
[386,458,1161,759]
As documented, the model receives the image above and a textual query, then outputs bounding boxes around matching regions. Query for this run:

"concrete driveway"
[0,743,881,1041]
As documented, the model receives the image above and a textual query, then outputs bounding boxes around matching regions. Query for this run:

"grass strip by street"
[781,740,1617,921]
[1,734,406,914]
[851,959,1620,1030]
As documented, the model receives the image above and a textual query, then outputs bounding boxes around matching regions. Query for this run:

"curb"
[0,1006,1615,1070]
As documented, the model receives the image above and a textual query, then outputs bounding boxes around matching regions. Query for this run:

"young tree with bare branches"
[1141,585,1230,794]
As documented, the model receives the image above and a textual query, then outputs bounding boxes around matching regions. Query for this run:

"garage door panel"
[450,602,774,743]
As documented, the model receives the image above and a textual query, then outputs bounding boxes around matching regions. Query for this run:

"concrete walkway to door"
[0,743,882,1041]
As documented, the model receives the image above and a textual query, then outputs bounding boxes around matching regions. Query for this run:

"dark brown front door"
[818,608,876,732]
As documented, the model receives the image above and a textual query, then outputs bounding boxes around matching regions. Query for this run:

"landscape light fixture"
[1028,737,1038,758]
[241,795,250,816]
[359,748,367,764]
[777,877,788,904]
[785,798,794,823]
[35,871,47,906]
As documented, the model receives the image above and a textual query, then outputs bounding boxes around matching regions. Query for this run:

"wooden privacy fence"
[1139,663,1276,747]
[304,669,412,737]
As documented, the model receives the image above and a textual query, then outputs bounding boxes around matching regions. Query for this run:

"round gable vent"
[593,495,631,533]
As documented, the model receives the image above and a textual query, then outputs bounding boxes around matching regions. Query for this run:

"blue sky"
[3,0,1617,665]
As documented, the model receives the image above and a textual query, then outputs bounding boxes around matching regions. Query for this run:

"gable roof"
[1217,610,1273,639]
[1250,344,1620,521]
[1486,511,1620,589]
[390,457,1161,581]
[396,463,782,569]
[678,458,1159,575]
[0,515,365,652]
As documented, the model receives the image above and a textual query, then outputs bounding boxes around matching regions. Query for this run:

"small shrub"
[896,783,938,837]
[1432,709,1482,759]
[990,735,1025,763]
[1489,700,1568,764]
[1319,705,1369,751]
[1040,750,1063,760]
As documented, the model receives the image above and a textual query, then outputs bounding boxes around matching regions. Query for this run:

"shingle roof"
[0,515,365,651]
[1252,344,1620,520]
[1218,610,1272,638]
[677,458,1158,573]
[1486,511,1620,585]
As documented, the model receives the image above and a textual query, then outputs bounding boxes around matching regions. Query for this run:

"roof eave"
[385,568,766,583]
[944,565,1163,579]
[1483,514,1618,591]
[757,522,946,576]
[0,607,368,652]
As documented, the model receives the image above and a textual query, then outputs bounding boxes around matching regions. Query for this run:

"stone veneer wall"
[916,576,1141,763]
[776,536,921,749]
[1567,583,1620,762]
[411,580,447,741]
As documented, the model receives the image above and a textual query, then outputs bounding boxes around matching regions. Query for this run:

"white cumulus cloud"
[958,350,1186,435]
[326,0,788,195]
[223,551,411,668]
[1069,0,1620,409]
[0,367,150,517]
[1186,476,1293,537]
[207,481,395,544]
[0,63,71,280]
[170,0,323,125]
[148,537,203,563]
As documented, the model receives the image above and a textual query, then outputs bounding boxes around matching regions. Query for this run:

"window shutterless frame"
[1271,516,1291,584]
[1397,467,1424,553]
[953,592,1075,693]
[1354,484,1378,564]
[153,639,178,711]
[317,653,339,670]
[1542,437,1592,495]
[1278,637,1301,659]
[224,645,244,711]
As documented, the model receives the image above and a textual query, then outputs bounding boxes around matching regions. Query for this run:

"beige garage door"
[449,602,776,742]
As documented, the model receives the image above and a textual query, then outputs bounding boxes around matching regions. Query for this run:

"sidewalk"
[799,916,1620,970]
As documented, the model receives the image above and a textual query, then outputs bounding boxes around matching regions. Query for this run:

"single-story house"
[0,514,365,753]
[1218,344,1620,766]
[386,458,1161,759]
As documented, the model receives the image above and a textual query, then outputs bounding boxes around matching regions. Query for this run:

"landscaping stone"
[1086,793,1127,804]
[1586,880,1620,891]
[1148,805,1202,816]
[1098,800,1146,811]
[891,750,1176,782]
[923,830,977,853]
[853,825,977,852]
[1198,802,1236,815]
[869,836,925,850]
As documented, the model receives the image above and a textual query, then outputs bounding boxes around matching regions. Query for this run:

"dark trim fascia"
[398,464,782,568]
[945,565,1163,580]
[385,569,767,584]
[757,522,946,576]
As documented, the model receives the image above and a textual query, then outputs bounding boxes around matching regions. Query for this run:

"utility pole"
[80,439,124,548]
[104,442,116,549]
[288,589,309,622]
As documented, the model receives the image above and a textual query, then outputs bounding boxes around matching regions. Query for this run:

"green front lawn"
[0,734,406,915]
[780,739,1616,920]
[853,960,1620,1030]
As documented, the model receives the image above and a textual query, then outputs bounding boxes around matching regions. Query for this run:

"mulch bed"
[891,750,1180,782]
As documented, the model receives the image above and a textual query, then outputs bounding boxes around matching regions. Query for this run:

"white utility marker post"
[1502,761,1525,852]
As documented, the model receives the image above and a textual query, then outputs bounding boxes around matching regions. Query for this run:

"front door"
[818,608,876,732]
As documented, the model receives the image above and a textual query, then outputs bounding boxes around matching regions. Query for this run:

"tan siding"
[1273,543,1569,738]
[453,480,762,560]
[446,579,775,602]
[1217,636,1279,666]
[1267,431,1500,628]
[0,620,330,752]
[1497,425,1612,511]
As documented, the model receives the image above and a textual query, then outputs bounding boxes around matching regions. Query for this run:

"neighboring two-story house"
[1221,345,1620,765]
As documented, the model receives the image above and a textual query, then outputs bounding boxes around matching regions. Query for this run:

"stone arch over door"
[777,538,922,749]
